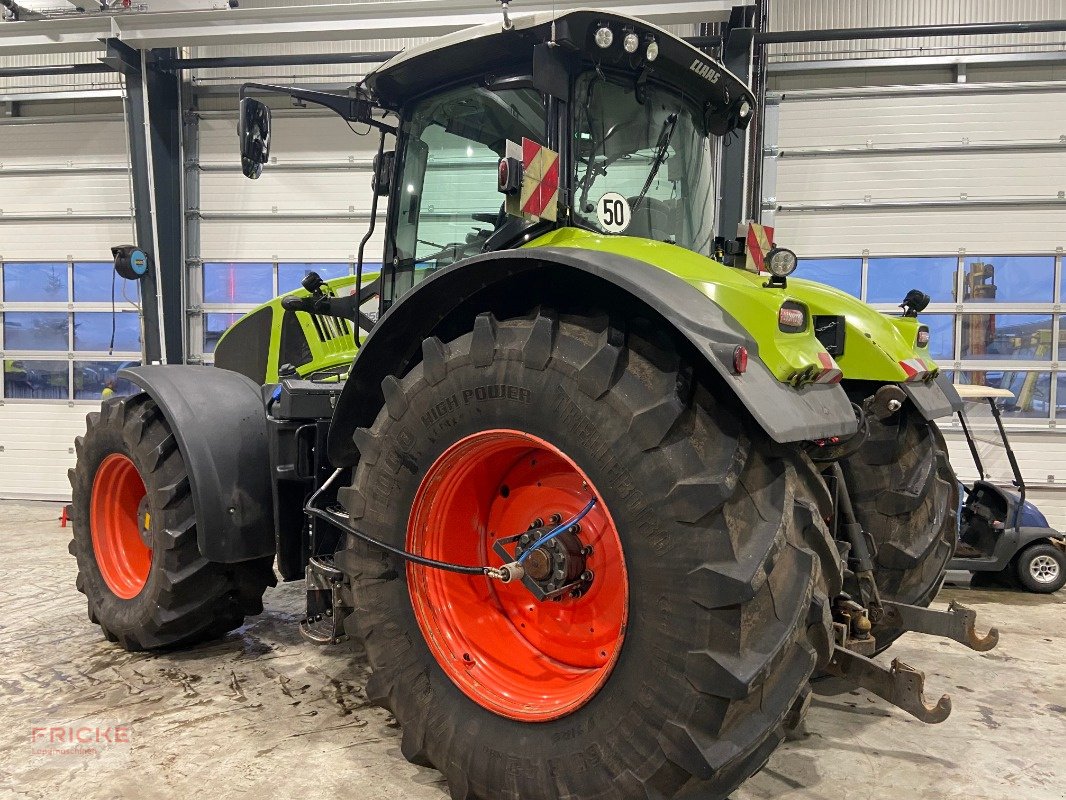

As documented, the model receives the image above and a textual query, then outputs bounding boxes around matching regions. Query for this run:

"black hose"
[305,469,594,578]
[307,505,485,574]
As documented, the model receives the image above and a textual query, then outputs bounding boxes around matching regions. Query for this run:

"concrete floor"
[1,499,1063,800]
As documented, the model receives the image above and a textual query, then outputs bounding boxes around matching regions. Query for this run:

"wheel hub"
[1030,555,1060,583]
[514,527,590,598]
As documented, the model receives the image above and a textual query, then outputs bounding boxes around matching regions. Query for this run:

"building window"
[867,256,958,304]
[0,260,141,403]
[794,257,861,298]
[789,251,1064,425]
[196,260,379,358]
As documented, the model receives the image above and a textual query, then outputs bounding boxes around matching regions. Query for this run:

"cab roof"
[365,8,754,135]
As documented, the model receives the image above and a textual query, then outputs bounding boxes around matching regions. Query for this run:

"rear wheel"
[68,394,276,650]
[337,310,841,800]
[839,401,957,653]
[1015,543,1065,593]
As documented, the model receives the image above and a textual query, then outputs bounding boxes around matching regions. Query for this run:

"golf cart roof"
[365,8,754,134]
[955,384,1016,400]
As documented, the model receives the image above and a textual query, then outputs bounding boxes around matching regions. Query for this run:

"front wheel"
[68,394,276,650]
[1015,543,1065,593]
[336,311,841,800]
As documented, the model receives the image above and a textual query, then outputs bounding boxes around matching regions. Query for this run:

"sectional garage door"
[0,110,139,500]
[765,78,1066,527]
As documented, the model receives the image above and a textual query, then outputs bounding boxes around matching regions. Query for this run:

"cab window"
[387,84,546,304]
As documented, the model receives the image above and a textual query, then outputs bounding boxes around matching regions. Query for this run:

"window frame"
[0,258,142,404]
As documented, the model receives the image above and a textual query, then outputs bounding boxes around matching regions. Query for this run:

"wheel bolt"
[581,570,594,583]
[548,513,562,525]
[529,518,543,530]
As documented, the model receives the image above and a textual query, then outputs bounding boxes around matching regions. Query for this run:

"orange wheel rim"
[407,429,628,722]
[90,453,151,600]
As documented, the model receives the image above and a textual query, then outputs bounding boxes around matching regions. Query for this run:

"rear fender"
[119,366,275,563]
[327,247,857,466]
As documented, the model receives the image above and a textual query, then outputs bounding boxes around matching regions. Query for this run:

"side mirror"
[372,150,394,196]
[238,97,271,179]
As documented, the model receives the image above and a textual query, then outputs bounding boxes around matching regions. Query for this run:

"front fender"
[119,366,275,563]
[327,247,857,466]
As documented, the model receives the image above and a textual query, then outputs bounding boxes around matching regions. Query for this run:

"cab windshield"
[573,72,717,255]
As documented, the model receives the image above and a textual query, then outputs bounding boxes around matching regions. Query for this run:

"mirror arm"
[239,82,396,135]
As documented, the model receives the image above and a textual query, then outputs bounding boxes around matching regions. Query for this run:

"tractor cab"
[951,384,1066,592]
[238,9,756,313]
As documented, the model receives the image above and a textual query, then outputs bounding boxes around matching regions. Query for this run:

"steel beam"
[0,1,732,54]
[767,50,1066,73]
[757,19,1066,45]
[769,196,1066,213]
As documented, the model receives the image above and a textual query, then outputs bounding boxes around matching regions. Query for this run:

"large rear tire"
[336,310,841,800]
[68,394,276,650]
[839,402,957,653]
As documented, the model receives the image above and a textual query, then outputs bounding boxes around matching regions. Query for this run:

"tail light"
[778,302,807,332]
[916,325,930,348]
[732,345,748,374]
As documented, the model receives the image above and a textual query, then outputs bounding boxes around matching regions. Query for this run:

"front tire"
[68,394,276,650]
[1015,543,1065,593]
[337,311,841,800]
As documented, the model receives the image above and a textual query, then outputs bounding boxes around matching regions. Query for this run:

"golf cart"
[951,384,1066,593]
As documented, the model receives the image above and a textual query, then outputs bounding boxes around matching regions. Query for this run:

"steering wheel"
[626,196,673,241]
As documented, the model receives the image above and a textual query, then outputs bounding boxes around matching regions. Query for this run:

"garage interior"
[1,1,1065,798]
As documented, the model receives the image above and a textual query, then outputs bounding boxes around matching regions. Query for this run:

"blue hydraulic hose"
[516,497,598,564]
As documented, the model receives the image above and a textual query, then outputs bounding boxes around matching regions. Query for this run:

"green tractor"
[69,10,998,799]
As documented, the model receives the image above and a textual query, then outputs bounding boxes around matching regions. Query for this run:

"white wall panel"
[771,85,1066,253]
[773,207,1066,255]
[777,90,1066,149]
[0,219,134,261]
[196,114,386,260]
[0,118,128,165]
[199,220,385,261]
[0,404,87,500]
[776,150,1066,203]
[0,173,132,214]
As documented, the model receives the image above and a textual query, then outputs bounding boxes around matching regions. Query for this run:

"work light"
[766,247,798,278]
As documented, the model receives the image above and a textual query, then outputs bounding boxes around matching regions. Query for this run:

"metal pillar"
[716,5,756,241]
[104,39,185,365]
[145,48,185,364]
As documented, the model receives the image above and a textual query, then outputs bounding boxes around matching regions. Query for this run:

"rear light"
[778,301,807,332]
[916,325,930,348]
[732,345,748,374]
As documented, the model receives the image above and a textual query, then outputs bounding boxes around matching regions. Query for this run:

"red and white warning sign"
[745,222,774,274]
[519,137,559,222]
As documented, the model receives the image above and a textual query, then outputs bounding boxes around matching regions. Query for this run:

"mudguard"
[902,373,963,421]
[119,366,275,563]
[326,247,857,466]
